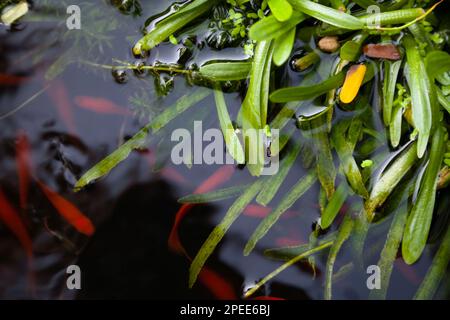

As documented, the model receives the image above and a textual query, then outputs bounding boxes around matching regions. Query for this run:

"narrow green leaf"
[402,126,445,265]
[383,60,402,125]
[273,27,296,66]
[244,170,317,255]
[403,35,432,158]
[75,89,210,190]
[425,51,450,81]
[369,204,408,300]
[340,33,368,62]
[242,40,274,176]
[256,140,301,206]
[365,142,418,219]
[288,0,364,30]
[436,87,450,115]
[189,179,264,287]
[178,185,248,204]
[249,12,306,41]
[268,0,293,22]
[320,183,348,229]
[310,115,336,199]
[133,0,217,53]
[270,72,345,103]
[331,119,369,198]
[414,225,450,300]
[389,103,403,148]
[199,61,252,81]
[325,215,354,300]
[214,88,245,164]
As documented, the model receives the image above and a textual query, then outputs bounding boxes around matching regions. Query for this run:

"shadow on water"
[0,0,448,300]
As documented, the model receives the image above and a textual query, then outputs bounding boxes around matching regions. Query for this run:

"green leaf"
[369,204,408,300]
[242,40,274,176]
[340,33,368,62]
[403,36,432,158]
[268,0,293,22]
[133,0,217,54]
[389,102,403,148]
[365,142,418,219]
[178,185,248,204]
[244,170,317,255]
[288,0,364,30]
[402,126,445,265]
[199,61,252,81]
[383,60,402,125]
[273,27,296,66]
[320,183,348,229]
[189,179,264,287]
[331,119,368,198]
[74,89,210,191]
[414,224,450,300]
[214,88,245,164]
[425,50,450,81]
[324,215,354,300]
[249,12,306,41]
[270,72,345,103]
[256,140,301,206]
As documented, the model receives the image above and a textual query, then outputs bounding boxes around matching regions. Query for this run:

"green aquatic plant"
[69,0,450,300]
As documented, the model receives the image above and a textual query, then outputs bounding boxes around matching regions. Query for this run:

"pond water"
[0,0,448,300]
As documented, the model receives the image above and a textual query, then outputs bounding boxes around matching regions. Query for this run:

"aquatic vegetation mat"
[1,0,450,300]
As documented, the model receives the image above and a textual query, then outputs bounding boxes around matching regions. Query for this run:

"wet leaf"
[199,61,252,81]
[320,182,348,229]
[383,60,402,125]
[214,88,245,164]
[403,35,432,158]
[402,127,445,265]
[256,140,301,206]
[189,179,264,287]
[75,89,210,190]
[249,12,306,41]
[324,215,354,300]
[178,185,248,204]
[414,225,450,300]
[288,0,364,30]
[268,0,293,22]
[273,27,296,66]
[244,170,317,255]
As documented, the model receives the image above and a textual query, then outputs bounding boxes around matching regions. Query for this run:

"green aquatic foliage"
[66,0,450,300]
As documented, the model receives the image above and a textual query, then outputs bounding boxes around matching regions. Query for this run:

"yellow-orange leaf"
[340,64,367,104]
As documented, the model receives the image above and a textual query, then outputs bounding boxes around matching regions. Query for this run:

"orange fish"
[36,181,95,236]
[16,131,32,210]
[160,167,189,185]
[168,165,235,255]
[243,204,298,219]
[395,260,421,285]
[0,73,29,86]
[198,267,237,300]
[46,80,77,134]
[275,237,302,247]
[74,96,131,116]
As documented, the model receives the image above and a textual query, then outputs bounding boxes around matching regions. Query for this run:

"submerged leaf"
[178,185,248,204]
[402,127,445,265]
[273,27,296,66]
[75,89,210,190]
[189,180,264,287]
[249,12,306,41]
[268,0,293,22]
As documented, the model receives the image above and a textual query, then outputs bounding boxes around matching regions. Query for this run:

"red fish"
[275,237,302,247]
[0,73,29,86]
[74,96,131,116]
[243,205,298,219]
[160,167,188,185]
[16,131,32,210]
[168,165,235,255]
[36,181,95,236]
[198,267,237,300]
[0,188,35,295]
[46,80,77,134]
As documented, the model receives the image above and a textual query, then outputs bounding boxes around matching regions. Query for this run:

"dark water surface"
[0,0,448,300]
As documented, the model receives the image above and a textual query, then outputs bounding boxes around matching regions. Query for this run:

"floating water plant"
[64,0,449,300]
